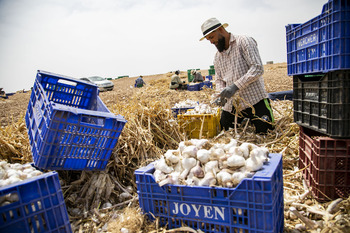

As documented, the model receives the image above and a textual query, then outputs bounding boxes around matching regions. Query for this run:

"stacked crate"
[208,65,215,76]
[187,68,201,82]
[286,0,350,201]
[187,69,193,82]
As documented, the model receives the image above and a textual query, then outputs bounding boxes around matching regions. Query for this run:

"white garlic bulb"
[209,147,225,160]
[190,139,209,149]
[198,172,216,187]
[179,157,197,180]
[159,171,181,187]
[178,141,186,154]
[231,168,249,186]
[204,161,219,175]
[216,170,233,188]
[189,161,204,178]
[197,149,210,164]
[182,145,198,158]
[164,150,180,164]
[154,169,167,183]
[223,138,238,152]
[246,148,264,172]
[154,157,173,174]
[239,143,258,159]
[226,155,246,168]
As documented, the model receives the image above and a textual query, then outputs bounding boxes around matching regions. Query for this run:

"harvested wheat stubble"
[0,63,349,232]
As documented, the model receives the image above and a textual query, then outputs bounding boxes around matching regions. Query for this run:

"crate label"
[171,202,227,222]
[34,102,43,124]
[297,32,318,49]
[304,89,318,101]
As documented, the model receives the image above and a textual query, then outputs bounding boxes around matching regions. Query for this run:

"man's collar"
[220,33,235,54]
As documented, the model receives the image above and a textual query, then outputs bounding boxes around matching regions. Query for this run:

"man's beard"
[215,36,226,52]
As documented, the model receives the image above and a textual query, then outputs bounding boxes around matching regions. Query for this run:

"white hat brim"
[199,23,228,41]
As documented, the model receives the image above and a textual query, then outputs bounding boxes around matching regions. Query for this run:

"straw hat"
[199,18,228,41]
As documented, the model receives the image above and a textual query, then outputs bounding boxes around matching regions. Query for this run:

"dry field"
[0,63,349,233]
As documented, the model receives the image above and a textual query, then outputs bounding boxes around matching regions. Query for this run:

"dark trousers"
[173,84,187,90]
[220,98,274,134]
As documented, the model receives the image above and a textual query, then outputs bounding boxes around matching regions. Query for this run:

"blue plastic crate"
[187,83,201,91]
[135,154,284,233]
[171,107,195,118]
[286,0,350,75]
[206,75,213,81]
[25,70,127,170]
[199,81,213,90]
[268,90,293,101]
[0,171,71,233]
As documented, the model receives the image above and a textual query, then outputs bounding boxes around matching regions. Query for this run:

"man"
[170,70,186,90]
[200,18,274,134]
[135,75,146,88]
[191,70,204,83]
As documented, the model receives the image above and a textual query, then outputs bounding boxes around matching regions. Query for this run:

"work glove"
[213,97,227,107]
[219,84,239,99]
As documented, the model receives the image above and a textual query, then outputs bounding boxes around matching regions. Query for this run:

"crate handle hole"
[82,115,105,126]
[57,79,77,87]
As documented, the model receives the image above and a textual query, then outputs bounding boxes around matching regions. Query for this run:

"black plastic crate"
[293,70,350,138]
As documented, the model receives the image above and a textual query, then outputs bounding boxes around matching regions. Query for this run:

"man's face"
[206,29,226,52]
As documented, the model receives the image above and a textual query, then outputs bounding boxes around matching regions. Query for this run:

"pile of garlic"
[173,100,199,109]
[153,139,269,188]
[184,103,219,115]
[0,161,43,188]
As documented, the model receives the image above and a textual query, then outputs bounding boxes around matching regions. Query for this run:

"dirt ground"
[0,62,291,127]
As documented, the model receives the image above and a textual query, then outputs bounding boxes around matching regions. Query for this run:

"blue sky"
[0,0,324,92]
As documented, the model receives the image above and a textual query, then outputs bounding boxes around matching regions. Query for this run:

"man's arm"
[214,65,225,92]
[234,36,264,90]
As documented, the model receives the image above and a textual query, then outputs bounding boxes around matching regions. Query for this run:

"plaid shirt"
[214,34,267,112]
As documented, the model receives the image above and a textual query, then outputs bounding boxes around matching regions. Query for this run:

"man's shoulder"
[235,35,257,46]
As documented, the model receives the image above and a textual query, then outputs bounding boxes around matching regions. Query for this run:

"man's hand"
[220,84,238,99]
[213,97,227,107]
